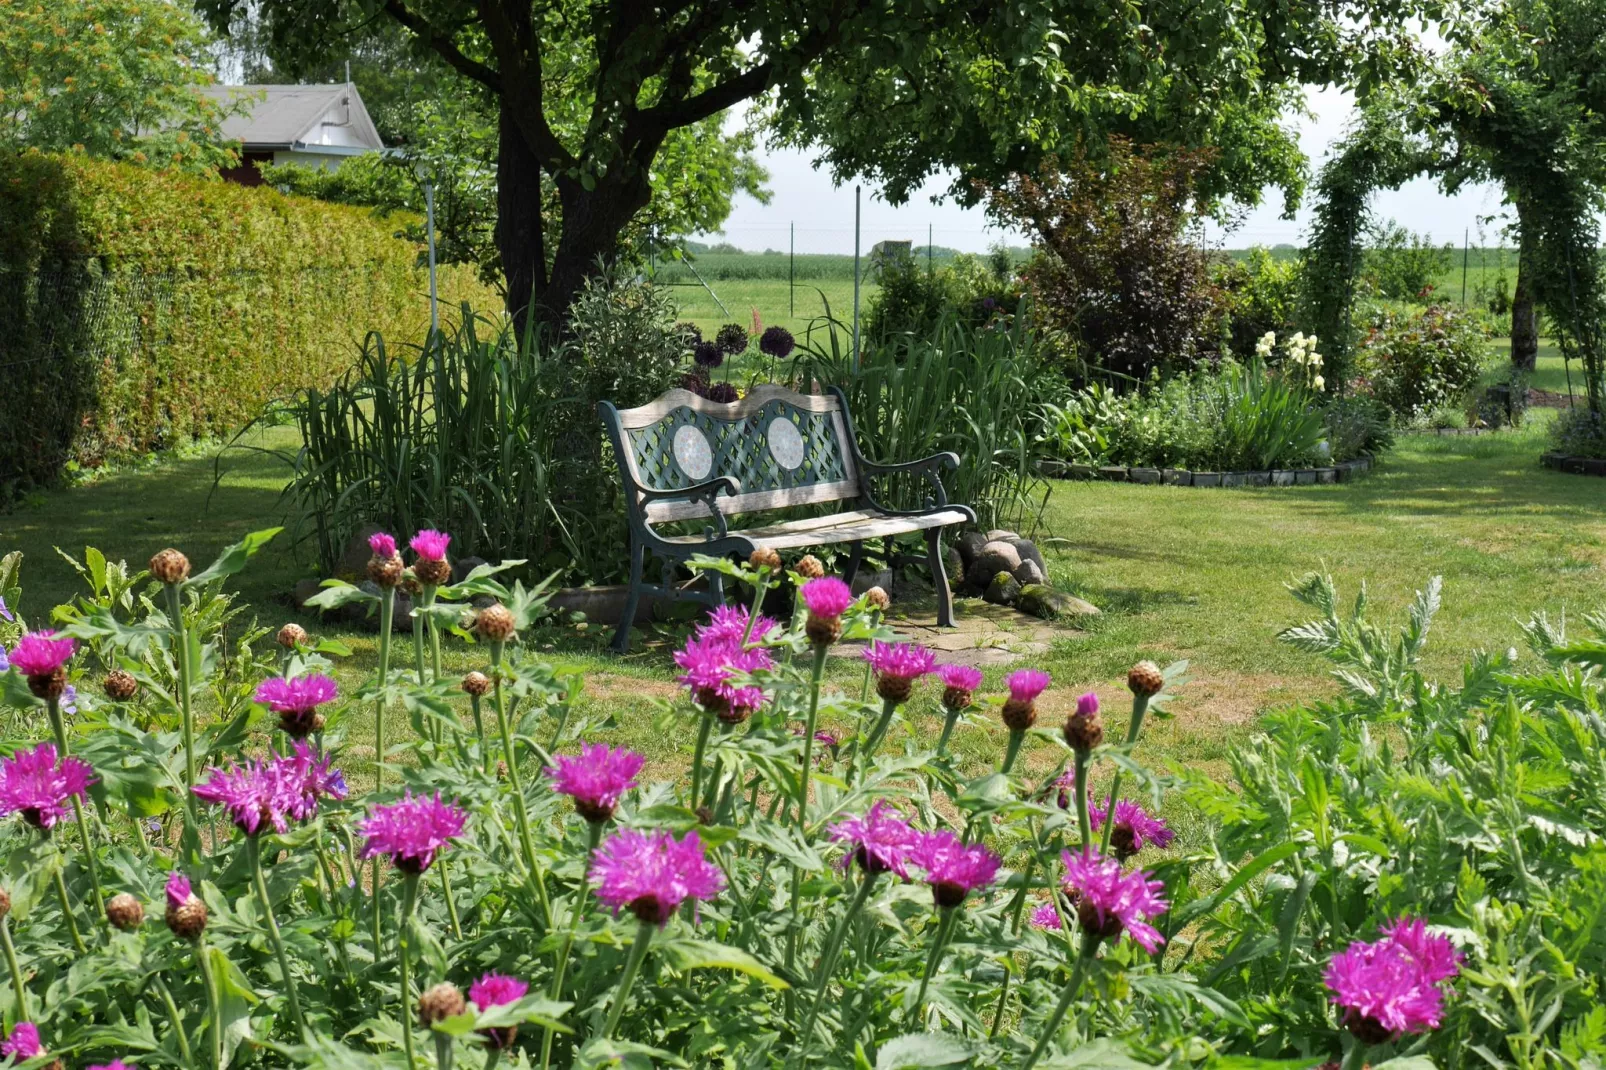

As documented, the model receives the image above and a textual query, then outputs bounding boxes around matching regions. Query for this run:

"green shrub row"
[0,152,493,496]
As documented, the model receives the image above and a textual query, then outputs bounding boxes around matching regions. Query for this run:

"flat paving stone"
[829,598,1073,666]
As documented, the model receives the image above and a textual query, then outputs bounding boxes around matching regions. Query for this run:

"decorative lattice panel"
[628,400,850,494]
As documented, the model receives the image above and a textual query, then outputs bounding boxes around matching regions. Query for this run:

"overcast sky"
[705,87,1516,255]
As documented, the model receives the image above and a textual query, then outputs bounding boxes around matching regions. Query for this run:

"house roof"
[199,83,385,153]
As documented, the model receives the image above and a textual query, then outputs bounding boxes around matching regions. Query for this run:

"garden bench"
[598,384,975,651]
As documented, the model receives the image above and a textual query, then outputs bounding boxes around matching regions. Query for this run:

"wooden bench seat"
[598,384,975,651]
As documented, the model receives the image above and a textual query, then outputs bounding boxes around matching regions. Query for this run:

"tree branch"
[382,0,502,91]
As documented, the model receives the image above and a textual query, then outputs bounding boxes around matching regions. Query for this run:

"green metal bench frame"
[598,384,975,651]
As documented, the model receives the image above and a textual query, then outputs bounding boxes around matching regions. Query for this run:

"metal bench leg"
[843,540,864,587]
[612,540,646,653]
[927,527,955,627]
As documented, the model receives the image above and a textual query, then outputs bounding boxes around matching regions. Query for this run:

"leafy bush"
[1354,303,1490,419]
[984,139,1226,380]
[1322,394,1395,460]
[862,249,1022,339]
[1549,405,1606,458]
[1363,219,1454,301]
[1217,247,1303,360]
[0,153,494,499]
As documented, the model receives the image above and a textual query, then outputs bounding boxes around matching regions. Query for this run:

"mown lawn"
[3,411,1603,796]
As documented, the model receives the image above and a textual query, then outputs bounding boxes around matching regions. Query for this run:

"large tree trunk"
[496,105,547,336]
[1511,202,1539,372]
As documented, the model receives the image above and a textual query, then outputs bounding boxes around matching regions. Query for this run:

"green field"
[663,276,876,341]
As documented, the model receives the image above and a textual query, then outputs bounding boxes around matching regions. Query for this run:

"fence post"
[789,221,795,319]
[852,186,861,371]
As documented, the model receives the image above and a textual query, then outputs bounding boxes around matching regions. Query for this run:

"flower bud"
[165,894,207,940]
[276,623,308,649]
[148,548,190,585]
[875,675,914,706]
[26,668,68,702]
[475,604,516,642]
[414,557,452,588]
[367,553,405,589]
[795,555,825,579]
[864,586,891,613]
[1127,660,1164,697]
[0,887,11,918]
[1063,707,1104,753]
[461,671,491,697]
[748,547,781,572]
[418,982,467,1027]
[1001,698,1036,732]
[105,892,144,931]
[804,615,842,646]
[103,670,139,702]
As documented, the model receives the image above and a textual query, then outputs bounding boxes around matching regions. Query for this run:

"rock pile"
[952,530,1098,621]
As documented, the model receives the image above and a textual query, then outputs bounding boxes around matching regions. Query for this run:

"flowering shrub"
[1354,303,1489,419]
[0,533,1597,1068]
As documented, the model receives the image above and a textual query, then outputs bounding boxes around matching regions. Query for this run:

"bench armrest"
[857,452,960,477]
[855,452,957,514]
[639,476,741,540]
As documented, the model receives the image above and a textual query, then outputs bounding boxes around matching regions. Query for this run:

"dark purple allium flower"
[368,532,397,558]
[801,577,853,619]
[590,827,725,926]
[675,322,703,346]
[0,741,96,830]
[166,872,193,910]
[548,743,645,823]
[759,325,795,359]
[1325,917,1462,1042]
[470,971,528,1009]
[697,605,777,647]
[8,631,75,678]
[909,829,1000,907]
[359,792,467,874]
[864,641,937,705]
[692,341,724,368]
[1007,669,1051,705]
[255,674,338,737]
[680,369,711,397]
[410,530,451,561]
[983,296,997,310]
[0,1022,42,1058]
[706,383,739,404]
[1060,847,1168,953]
[829,799,916,877]
[1030,903,1063,930]
[1090,797,1174,858]
[715,323,748,355]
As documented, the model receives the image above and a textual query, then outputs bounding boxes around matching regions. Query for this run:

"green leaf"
[655,936,789,988]
[738,819,825,871]
[305,580,380,610]
[1173,839,1303,926]
[184,527,281,589]
[875,1033,977,1068]
[1370,1058,1436,1070]
[206,944,260,1066]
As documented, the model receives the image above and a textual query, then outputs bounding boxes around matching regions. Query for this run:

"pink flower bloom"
[829,800,916,877]
[1006,669,1051,705]
[255,674,338,713]
[469,972,529,1009]
[801,576,853,619]
[193,757,301,836]
[359,792,467,874]
[0,742,95,829]
[410,529,452,561]
[696,605,777,646]
[590,827,724,926]
[89,1062,133,1070]
[368,532,397,557]
[909,829,1000,907]
[1076,691,1099,717]
[0,1022,42,1058]
[1325,917,1462,1040]
[674,634,773,721]
[166,872,193,910]
[937,664,983,691]
[8,631,75,678]
[1060,847,1168,953]
[278,741,348,821]
[1030,903,1063,930]
[863,641,937,682]
[548,743,645,823]
[1090,798,1175,856]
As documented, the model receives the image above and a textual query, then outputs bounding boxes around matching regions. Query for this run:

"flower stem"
[1000,729,1026,775]
[796,644,830,828]
[45,696,105,916]
[469,693,491,774]
[1339,1043,1368,1070]
[1072,751,1092,852]
[164,585,197,792]
[1098,694,1149,856]
[1020,933,1099,1070]
[434,1029,454,1070]
[376,587,395,784]
[51,862,85,953]
[935,707,963,758]
[0,914,26,1017]
[413,589,432,688]
[741,576,769,646]
[248,836,306,1036]
[600,920,654,1041]
[689,712,714,806]
[397,874,420,1068]
[859,697,899,775]
[197,935,223,1070]
[153,975,194,1066]
[540,821,603,1070]
[438,857,463,940]
[798,871,878,1057]
[909,906,958,1027]
[491,646,552,928]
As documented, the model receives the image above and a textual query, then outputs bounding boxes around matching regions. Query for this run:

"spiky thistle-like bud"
[795,555,825,579]
[475,604,516,642]
[748,547,781,572]
[105,893,144,931]
[148,548,190,585]
[276,623,308,649]
[417,982,466,1026]
[102,670,139,702]
[1127,660,1164,697]
[461,672,491,697]
[864,586,891,613]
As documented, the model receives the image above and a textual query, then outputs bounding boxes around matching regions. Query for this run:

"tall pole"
[1461,228,1469,307]
[852,185,862,371]
[790,221,795,318]
[928,223,933,278]
[424,178,439,334]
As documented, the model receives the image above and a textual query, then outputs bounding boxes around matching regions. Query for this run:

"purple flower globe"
[409,530,452,561]
[255,673,338,737]
[1325,917,1462,1043]
[863,641,937,705]
[1060,847,1168,953]
[1002,667,1051,731]
[470,971,530,1049]
[1090,797,1175,859]
[1030,903,1063,930]
[8,631,75,678]
[692,340,724,368]
[829,799,915,877]
[696,605,778,646]
[0,741,96,830]
[937,663,983,711]
[908,829,1001,908]
[359,791,467,874]
[590,827,725,926]
[193,745,346,836]
[759,325,795,359]
[548,743,645,823]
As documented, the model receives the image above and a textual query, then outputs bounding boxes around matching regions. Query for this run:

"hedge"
[0,152,494,495]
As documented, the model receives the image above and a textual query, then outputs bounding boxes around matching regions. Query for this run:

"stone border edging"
[1541,451,1606,477]
[1038,454,1372,487]
[1403,427,1491,437]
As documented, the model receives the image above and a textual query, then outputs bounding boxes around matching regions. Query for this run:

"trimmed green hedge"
[0,152,490,495]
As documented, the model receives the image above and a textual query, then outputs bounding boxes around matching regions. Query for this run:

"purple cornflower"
[1030,903,1063,930]
[278,741,348,821]
[410,530,451,561]
[0,742,95,830]
[1090,798,1175,858]
[801,577,853,619]
[909,829,1001,908]
[368,532,397,558]
[759,325,796,359]
[88,1062,133,1070]
[166,872,193,910]
[1060,847,1168,953]
[548,743,645,823]
[8,630,75,678]
[1002,667,1051,731]
[0,1022,42,1058]
[255,673,338,737]
[469,972,529,1009]
[937,664,983,711]
[863,641,937,705]
[1076,691,1098,717]
[696,605,777,646]
[590,827,725,926]
[829,800,916,877]
[675,633,773,723]
[1325,917,1462,1042]
[192,749,341,837]
[359,792,467,874]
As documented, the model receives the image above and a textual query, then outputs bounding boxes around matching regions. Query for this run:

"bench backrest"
[603,385,861,522]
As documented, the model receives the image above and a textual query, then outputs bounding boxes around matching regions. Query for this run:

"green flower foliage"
[1354,304,1490,420]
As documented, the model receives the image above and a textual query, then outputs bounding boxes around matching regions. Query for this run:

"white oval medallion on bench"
[767,417,805,470]
[673,424,713,480]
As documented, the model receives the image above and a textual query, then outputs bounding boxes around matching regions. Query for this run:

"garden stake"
[248,836,306,1036]
[600,919,655,1041]
[0,912,26,1017]
[44,693,105,916]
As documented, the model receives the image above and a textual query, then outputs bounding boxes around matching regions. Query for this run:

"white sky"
[706,86,1514,254]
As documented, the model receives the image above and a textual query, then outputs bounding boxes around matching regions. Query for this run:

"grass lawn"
[5,411,1603,803]
[661,277,874,341]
